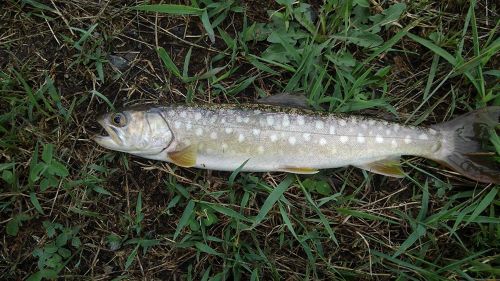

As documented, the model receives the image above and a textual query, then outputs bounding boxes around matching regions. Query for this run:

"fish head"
[93,107,173,155]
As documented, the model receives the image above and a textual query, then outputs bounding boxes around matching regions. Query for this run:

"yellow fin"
[279,167,319,174]
[168,145,197,167]
[356,158,405,178]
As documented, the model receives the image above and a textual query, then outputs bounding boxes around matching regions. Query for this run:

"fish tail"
[431,106,500,184]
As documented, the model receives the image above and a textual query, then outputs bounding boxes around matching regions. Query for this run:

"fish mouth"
[92,119,123,147]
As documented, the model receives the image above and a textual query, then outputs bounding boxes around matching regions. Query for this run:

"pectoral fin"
[356,158,405,178]
[168,145,197,167]
[279,167,319,174]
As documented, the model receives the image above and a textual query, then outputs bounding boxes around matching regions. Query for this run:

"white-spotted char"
[93,104,500,183]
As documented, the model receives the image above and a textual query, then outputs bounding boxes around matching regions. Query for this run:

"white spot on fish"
[375,135,384,143]
[391,139,398,147]
[186,122,192,130]
[210,132,218,139]
[368,120,376,125]
[254,110,261,114]
[315,121,324,130]
[236,116,243,123]
[282,115,290,127]
[303,133,311,141]
[429,129,437,135]
[194,112,202,120]
[297,116,305,125]
[243,117,250,123]
[252,128,260,135]
[266,116,274,126]
[270,134,278,142]
[357,134,365,143]
[257,146,265,154]
[319,138,327,146]
[340,136,348,143]
[329,126,336,135]
[210,116,217,124]
[361,123,368,129]
[238,134,245,142]
[289,136,296,145]
[404,135,412,144]
[419,133,428,140]
[196,128,203,136]
[180,111,187,118]
[385,129,391,135]
[221,118,226,124]
[339,120,347,126]
[174,121,182,129]
[225,127,233,134]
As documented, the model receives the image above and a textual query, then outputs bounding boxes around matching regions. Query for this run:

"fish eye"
[111,113,127,127]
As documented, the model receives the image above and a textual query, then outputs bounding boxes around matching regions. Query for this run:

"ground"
[0,0,499,280]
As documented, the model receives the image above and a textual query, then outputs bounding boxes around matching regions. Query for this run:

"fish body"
[93,104,500,183]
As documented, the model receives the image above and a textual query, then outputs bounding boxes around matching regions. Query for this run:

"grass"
[1,0,499,279]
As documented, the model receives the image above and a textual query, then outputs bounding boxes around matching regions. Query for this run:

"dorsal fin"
[168,145,197,167]
[257,93,310,109]
[356,158,405,178]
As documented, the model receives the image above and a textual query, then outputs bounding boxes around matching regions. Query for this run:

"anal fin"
[279,167,319,174]
[168,145,197,168]
[356,158,405,178]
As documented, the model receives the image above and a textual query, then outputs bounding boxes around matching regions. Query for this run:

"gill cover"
[94,107,173,156]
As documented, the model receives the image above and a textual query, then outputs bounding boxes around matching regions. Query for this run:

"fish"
[92,102,500,184]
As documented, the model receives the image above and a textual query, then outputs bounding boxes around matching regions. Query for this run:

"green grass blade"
[392,224,426,258]
[278,202,316,262]
[90,90,115,111]
[423,54,439,100]
[251,175,294,228]
[174,200,195,240]
[30,192,45,215]
[201,10,215,44]
[465,187,497,225]
[336,208,398,224]
[206,203,253,223]
[182,47,192,79]
[195,242,222,256]
[228,159,249,187]
[300,182,338,245]
[247,54,296,73]
[157,47,181,78]
[407,33,457,66]
[372,250,433,276]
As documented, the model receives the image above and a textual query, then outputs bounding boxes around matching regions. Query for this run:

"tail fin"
[432,106,500,184]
